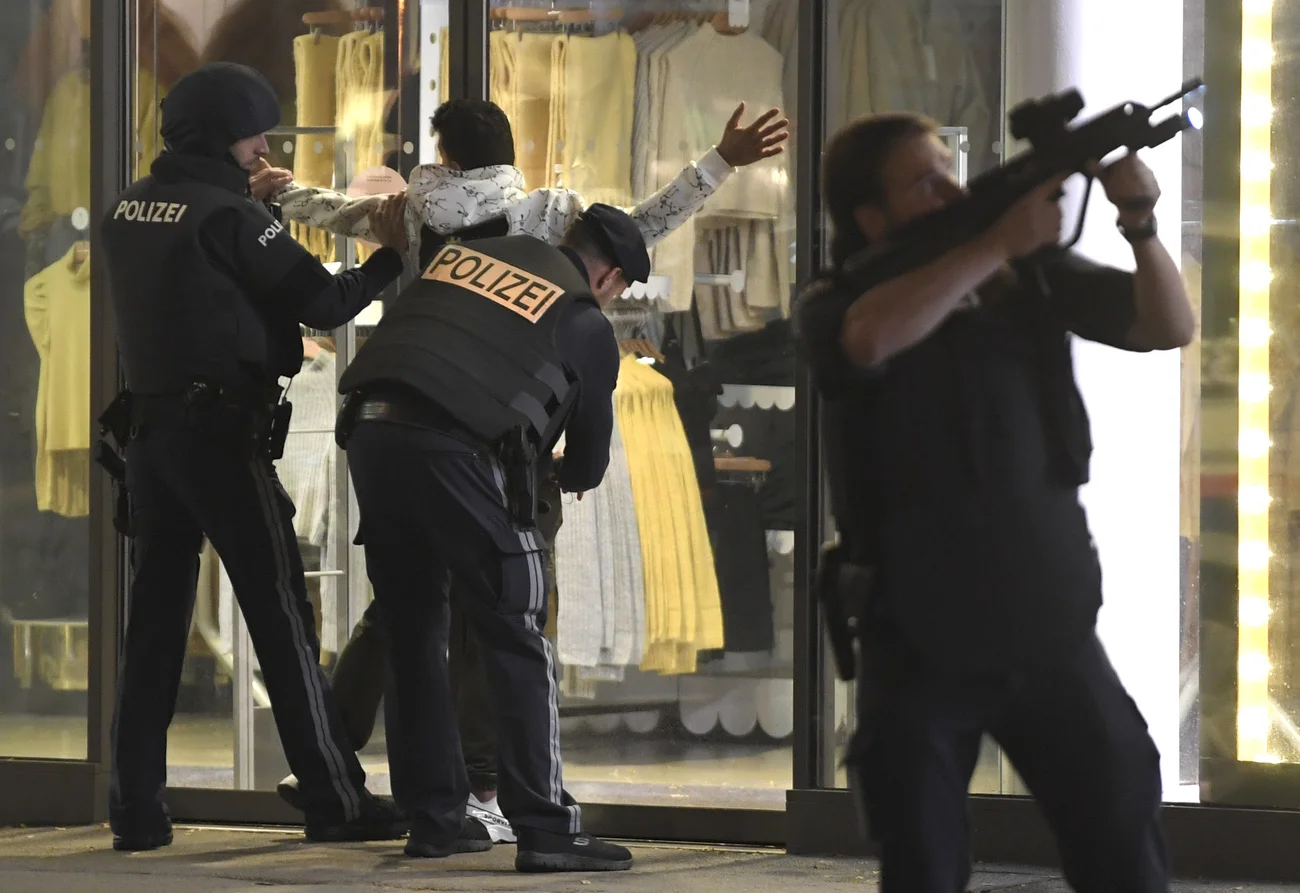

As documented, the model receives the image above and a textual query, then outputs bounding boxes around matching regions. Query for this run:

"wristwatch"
[1117,214,1158,244]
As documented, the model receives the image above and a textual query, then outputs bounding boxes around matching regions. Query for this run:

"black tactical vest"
[340,234,590,446]
[101,176,293,396]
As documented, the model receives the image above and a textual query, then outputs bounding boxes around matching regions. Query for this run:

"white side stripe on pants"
[250,460,363,821]
[488,456,580,833]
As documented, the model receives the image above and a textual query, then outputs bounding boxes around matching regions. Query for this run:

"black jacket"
[100,62,403,395]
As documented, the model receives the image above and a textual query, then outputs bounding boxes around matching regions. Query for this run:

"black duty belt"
[354,389,483,446]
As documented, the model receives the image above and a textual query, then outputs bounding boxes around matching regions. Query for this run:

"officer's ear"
[603,266,627,295]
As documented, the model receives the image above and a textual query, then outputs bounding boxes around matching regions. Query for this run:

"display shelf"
[718,384,795,411]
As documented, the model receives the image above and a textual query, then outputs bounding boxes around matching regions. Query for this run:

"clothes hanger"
[352,7,384,33]
[618,338,665,364]
[70,240,89,273]
[303,10,351,43]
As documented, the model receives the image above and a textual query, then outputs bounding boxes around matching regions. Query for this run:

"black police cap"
[579,203,652,285]
[161,62,281,158]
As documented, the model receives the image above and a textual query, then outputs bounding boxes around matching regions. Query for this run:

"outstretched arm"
[628,102,789,247]
[250,159,383,241]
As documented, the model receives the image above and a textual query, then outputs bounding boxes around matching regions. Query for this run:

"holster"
[265,399,293,461]
[94,391,136,537]
[497,428,539,529]
[815,543,877,682]
[335,390,363,449]
[171,381,288,461]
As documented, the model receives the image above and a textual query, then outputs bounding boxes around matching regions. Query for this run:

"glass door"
[130,0,454,808]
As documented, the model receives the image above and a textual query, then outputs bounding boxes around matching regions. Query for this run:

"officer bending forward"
[335,206,644,872]
[99,62,410,851]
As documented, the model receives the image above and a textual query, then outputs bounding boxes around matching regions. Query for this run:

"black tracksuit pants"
[346,419,578,839]
[111,418,369,833]
[329,475,563,794]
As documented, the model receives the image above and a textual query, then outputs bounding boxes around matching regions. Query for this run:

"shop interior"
[2,0,1246,816]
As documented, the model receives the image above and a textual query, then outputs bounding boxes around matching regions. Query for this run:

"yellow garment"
[21,68,163,236]
[293,33,341,263]
[512,33,558,191]
[559,33,636,207]
[25,245,91,518]
[547,37,567,192]
[614,356,723,675]
[440,28,451,103]
[336,30,387,263]
[489,30,516,121]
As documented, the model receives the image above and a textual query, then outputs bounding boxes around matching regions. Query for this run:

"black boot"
[111,813,174,853]
[515,828,633,872]
[305,794,410,842]
[404,815,494,858]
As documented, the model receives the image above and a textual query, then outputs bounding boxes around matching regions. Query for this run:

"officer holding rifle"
[796,103,1195,892]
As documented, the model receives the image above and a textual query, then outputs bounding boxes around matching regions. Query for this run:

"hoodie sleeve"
[270,181,382,242]
[621,148,733,247]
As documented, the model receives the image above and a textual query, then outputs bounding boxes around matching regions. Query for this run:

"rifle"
[836,79,1207,291]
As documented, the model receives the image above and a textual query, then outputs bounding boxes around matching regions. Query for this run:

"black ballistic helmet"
[160,62,280,160]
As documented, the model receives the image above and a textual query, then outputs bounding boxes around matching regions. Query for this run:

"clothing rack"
[303,6,384,37]
[619,338,665,363]
[624,9,748,35]
[490,5,623,25]
[695,270,746,294]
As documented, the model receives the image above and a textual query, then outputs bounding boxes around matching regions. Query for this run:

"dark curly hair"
[432,98,515,170]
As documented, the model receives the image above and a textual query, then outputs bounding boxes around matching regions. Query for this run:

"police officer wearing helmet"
[334,205,644,871]
[98,62,410,852]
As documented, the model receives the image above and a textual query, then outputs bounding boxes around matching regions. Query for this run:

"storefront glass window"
[481,0,800,809]
[0,0,96,761]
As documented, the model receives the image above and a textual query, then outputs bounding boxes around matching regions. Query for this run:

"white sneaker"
[467,793,516,844]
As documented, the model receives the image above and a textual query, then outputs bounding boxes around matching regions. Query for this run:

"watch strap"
[1118,215,1158,244]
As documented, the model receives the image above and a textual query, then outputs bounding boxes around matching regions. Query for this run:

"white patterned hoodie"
[268,148,736,265]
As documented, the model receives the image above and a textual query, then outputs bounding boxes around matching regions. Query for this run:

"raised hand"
[715,102,790,168]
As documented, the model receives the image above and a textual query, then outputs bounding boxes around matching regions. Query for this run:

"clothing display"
[24,242,90,519]
[20,66,163,241]
[702,484,775,654]
[639,22,791,317]
[336,28,387,264]
[832,0,994,171]
[553,419,646,688]
[616,355,725,675]
[488,30,554,190]
[558,32,637,206]
[291,32,341,263]
[709,319,797,387]
[336,30,387,174]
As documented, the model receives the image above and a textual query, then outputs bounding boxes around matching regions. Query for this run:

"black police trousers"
[346,419,580,840]
[111,415,369,832]
[330,475,563,794]
[852,632,1168,893]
